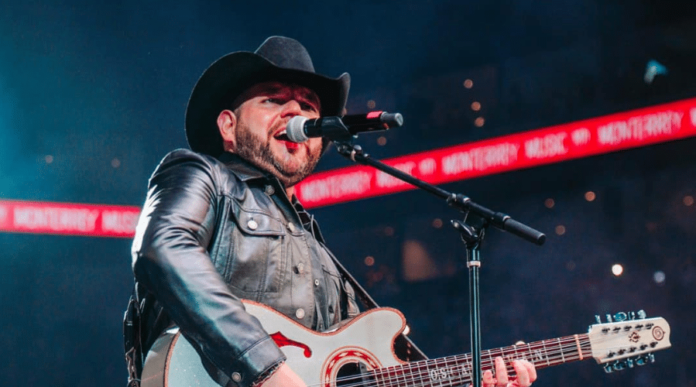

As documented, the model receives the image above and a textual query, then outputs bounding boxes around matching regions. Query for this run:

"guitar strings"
[329,337,591,387]
[305,339,590,387]
[303,334,652,387]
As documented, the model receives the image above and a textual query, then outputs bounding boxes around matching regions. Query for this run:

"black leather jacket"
[131,149,359,387]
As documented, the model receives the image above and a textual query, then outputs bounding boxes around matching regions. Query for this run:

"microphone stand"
[331,140,546,387]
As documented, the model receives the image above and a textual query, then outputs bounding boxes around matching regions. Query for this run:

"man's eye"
[264,98,280,104]
[301,102,318,112]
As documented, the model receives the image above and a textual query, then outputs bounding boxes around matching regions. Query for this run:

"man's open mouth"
[274,129,291,142]
[274,129,300,149]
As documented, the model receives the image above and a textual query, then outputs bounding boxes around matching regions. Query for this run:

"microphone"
[286,111,403,143]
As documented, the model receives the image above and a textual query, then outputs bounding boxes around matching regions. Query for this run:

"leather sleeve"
[131,149,285,387]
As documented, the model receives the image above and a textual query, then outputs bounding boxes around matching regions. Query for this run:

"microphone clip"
[334,143,366,162]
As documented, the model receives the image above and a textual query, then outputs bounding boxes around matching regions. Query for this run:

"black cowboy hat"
[185,36,350,157]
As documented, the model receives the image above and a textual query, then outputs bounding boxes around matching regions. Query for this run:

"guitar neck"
[370,334,591,387]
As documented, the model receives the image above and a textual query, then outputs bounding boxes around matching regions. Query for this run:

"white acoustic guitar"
[141,301,671,387]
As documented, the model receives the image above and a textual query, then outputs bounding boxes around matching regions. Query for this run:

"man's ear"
[217,109,237,152]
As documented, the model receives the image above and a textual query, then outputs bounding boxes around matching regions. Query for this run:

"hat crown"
[255,36,316,73]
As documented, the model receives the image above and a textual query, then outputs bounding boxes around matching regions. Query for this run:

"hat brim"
[185,52,350,157]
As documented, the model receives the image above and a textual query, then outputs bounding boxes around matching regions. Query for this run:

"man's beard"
[234,125,321,188]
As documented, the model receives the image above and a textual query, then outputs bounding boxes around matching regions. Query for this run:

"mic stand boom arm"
[333,141,546,387]
[334,142,546,244]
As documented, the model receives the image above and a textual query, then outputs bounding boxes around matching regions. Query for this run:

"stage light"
[474,117,485,127]
[585,191,596,202]
[644,60,668,84]
[555,225,566,235]
[377,136,387,146]
[463,79,473,89]
[432,218,443,228]
[684,195,694,206]
[384,226,395,236]
[653,270,665,284]
[364,256,375,267]
[45,155,53,164]
[471,101,481,111]
[111,158,121,168]
[367,99,376,109]
[544,198,555,208]
[612,264,624,276]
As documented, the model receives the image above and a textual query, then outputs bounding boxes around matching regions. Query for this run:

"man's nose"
[280,100,303,117]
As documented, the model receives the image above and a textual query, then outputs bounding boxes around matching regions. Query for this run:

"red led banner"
[0,200,141,238]
[1,97,696,237]
[296,97,696,208]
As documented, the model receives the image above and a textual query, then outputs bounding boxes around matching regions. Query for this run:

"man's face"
[221,82,323,188]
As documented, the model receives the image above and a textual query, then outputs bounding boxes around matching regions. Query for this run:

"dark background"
[1,0,694,386]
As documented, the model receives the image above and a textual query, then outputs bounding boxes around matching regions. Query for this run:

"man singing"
[126,36,536,387]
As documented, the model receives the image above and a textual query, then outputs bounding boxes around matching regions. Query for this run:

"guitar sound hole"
[336,362,374,387]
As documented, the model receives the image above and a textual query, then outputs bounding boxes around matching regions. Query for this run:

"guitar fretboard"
[366,334,592,387]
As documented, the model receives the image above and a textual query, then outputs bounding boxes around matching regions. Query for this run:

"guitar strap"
[123,285,143,387]
[326,250,429,361]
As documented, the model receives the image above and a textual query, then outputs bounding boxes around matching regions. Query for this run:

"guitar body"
[141,301,408,387]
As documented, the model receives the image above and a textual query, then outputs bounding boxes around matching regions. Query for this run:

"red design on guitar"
[270,332,312,358]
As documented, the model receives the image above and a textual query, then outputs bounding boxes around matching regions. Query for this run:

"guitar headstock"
[587,310,671,373]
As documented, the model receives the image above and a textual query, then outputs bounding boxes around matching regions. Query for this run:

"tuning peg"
[628,311,636,320]
[635,353,655,366]
[606,314,613,323]
[637,310,647,319]
[612,361,627,371]
[595,315,602,324]
[613,312,627,322]
[603,364,613,374]
[626,358,635,368]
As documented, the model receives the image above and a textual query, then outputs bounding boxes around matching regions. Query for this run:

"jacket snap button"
[295,262,304,274]
[287,223,296,233]
[314,279,320,287]
[264,185,275,195]
[295,308,305,319]
[231,372,242,382]
[247,219,258,230]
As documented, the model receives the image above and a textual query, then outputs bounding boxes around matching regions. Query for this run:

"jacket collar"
[217,152,273,182]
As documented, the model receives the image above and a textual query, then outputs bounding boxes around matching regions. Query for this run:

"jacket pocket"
[321,265,343,328]
[225,203,288,296]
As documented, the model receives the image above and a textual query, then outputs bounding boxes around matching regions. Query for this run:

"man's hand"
[482,357,537,387]
[259,362,306,387]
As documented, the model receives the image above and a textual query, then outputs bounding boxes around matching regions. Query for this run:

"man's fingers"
[521,359,537,383]
[494,357,508,386]
[483,358,536,387]
[482,369,496,387]
[512,360,535,387]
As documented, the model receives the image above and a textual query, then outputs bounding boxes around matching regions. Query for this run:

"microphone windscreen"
[286,116,309,143]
